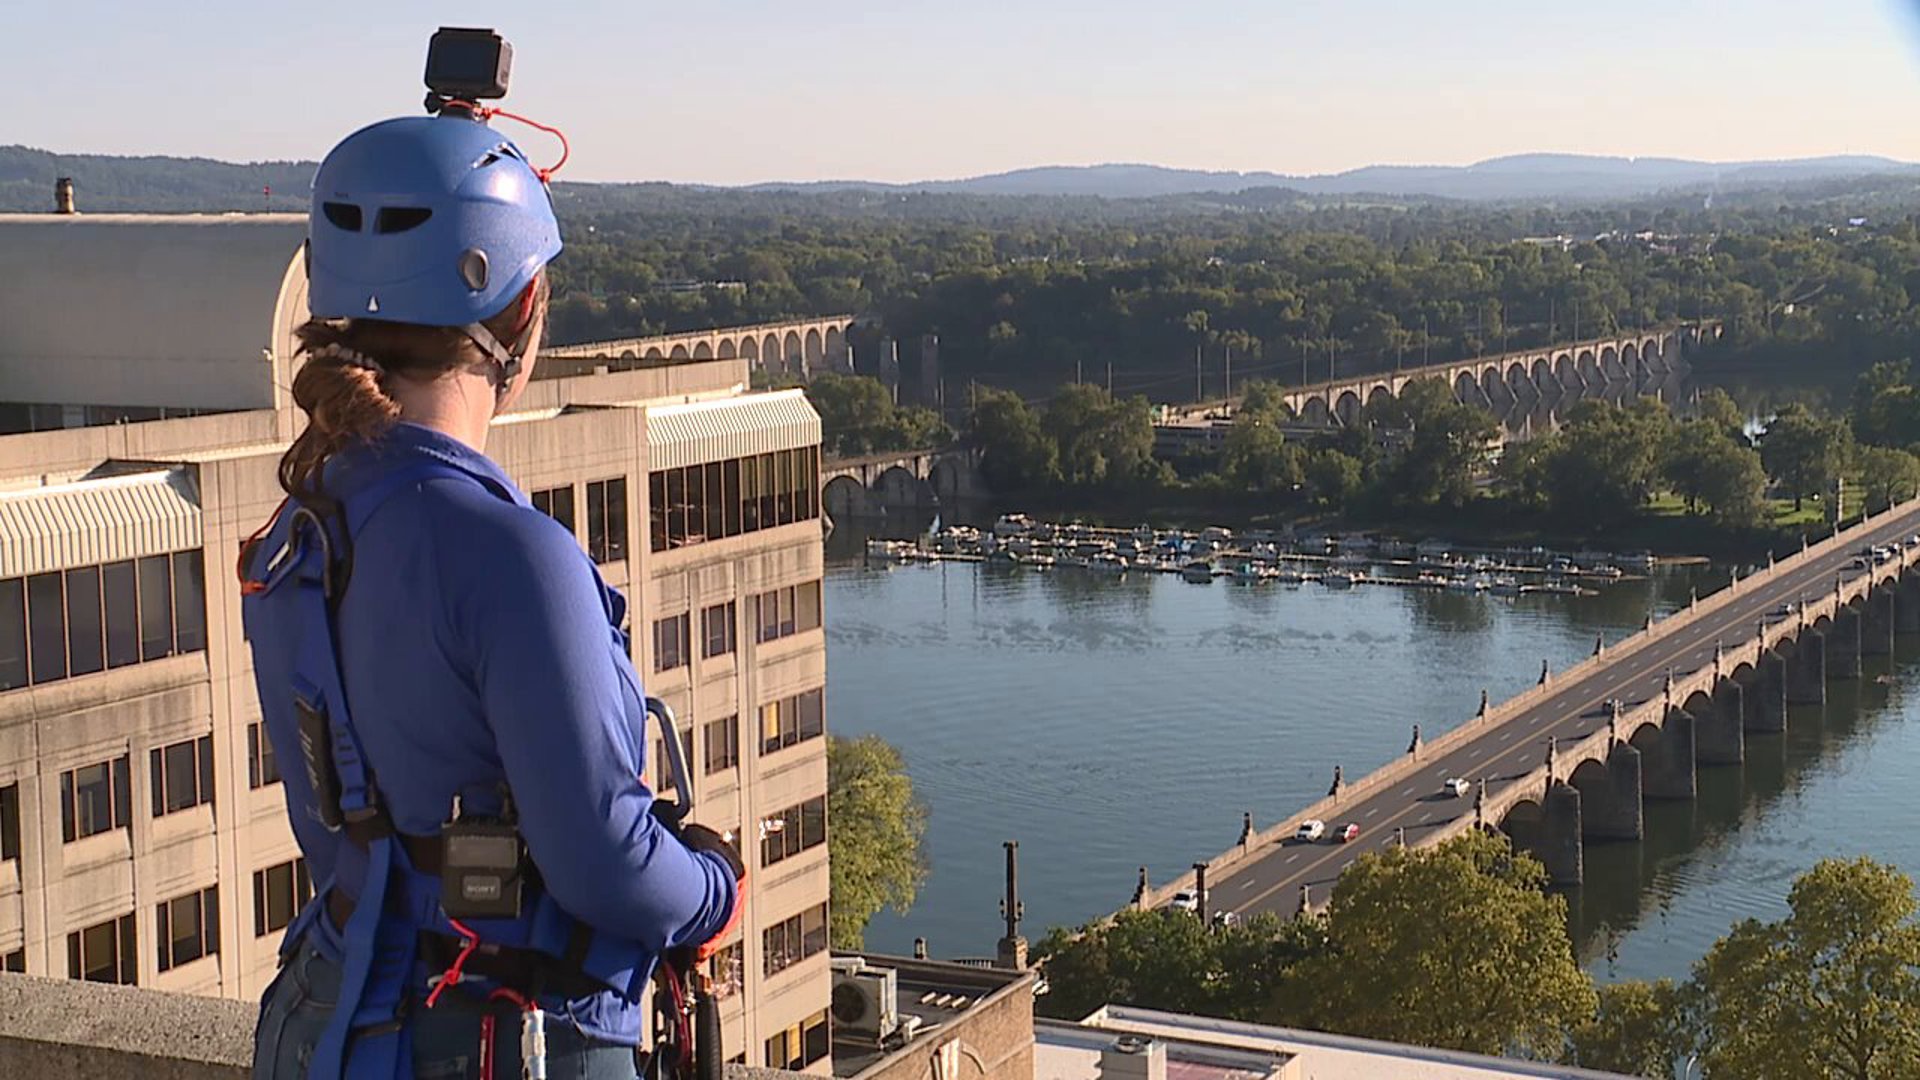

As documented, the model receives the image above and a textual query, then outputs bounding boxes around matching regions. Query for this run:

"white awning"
[645,390,821,472]
[0,468,203,577]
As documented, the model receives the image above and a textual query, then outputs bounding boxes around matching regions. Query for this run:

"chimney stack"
[1099,1037,1166,1080]
[54,178,76,215]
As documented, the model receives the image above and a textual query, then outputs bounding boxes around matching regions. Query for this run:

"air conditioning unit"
[831,959,900,1042]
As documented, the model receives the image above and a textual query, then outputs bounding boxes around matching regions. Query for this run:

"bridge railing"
[1133,494,1920,914]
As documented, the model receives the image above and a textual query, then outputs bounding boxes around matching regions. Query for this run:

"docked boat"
[1489,575,1522,596]
[1181,560,1216,584]
[1231,561,1268,584]
[992,513,1035,538]
[1088,552,1129,575]
[1274,565,1306,584]
[1323,570,1357,589]
[1444,575,1479,593]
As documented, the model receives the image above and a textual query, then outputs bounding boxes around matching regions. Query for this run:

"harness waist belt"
[322,889,608,1001]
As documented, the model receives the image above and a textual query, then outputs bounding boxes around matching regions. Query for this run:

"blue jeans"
[253,940,640,1079]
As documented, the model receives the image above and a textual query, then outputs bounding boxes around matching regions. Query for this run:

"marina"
[862,515,1649,597]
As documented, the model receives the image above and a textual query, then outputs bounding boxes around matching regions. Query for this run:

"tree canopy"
[827,734,928,949]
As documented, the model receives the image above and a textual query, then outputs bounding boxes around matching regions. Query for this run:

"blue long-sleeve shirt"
[243,421,736,1042]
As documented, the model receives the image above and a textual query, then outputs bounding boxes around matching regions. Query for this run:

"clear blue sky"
[5,0,1920,184]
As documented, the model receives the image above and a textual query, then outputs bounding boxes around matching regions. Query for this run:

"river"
[821,525,1920,984]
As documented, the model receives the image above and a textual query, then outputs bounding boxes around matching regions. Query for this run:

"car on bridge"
[1295,819,1327,842]
[1211,910,1238,929]
[1168,889,1199,914]
[1443,777,1471,798]
[1771,600,1800,618]
[1335,823,1361,843]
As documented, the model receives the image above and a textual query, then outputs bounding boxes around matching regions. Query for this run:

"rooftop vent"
[1099,1036,1166,1080]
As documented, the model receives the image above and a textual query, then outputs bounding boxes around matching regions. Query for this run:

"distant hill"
[5,144,1915,212]
[754,154,1920,202]
[0,145,316,213]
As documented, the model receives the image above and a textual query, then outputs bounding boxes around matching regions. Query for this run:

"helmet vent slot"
[321,202,362,232]
[375,207,434,234]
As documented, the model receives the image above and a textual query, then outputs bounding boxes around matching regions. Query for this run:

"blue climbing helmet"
[307,114,561,328]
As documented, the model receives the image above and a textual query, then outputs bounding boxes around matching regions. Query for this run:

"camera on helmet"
[424,27,512,114]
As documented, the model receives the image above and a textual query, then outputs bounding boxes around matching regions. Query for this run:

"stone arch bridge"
[1281,324,1713,435]
[542,315,855,377]
[1131,497,1920,918]
[822,447,985,521]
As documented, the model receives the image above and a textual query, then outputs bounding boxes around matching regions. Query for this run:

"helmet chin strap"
[462,320,526,403]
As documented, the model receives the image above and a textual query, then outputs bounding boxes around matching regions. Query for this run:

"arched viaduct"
[541,315,856,378]
[1282,325,1713,433]
[821,447,985,521]
[1131,497,1920,917]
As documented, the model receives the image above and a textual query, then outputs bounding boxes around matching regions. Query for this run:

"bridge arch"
[718,337,737,360]
[825,325,847,372]
[693,341,714,360]
[1335,390,1364,426]
[874,464,933,509]
[1454,371,1479,403]
[1621,341,1640,379]
[823,473,873,521]
[644,346,665,361]
[619,349,637,364]
[1366,384,1394,413]
[1600,345,1620,380]
[1531,357,1554,392]
[783,330,804,373]
[1507,361,1530,397]
[1627,720,1664,754]
[1300,395,1332,425]
[1481,366,1504,401]
[804,327,826,373]
[1553,352,1575,386]
[669,344,690,360]
[1578,349,1600,384]
[1500,797,1545,851]
[738,336,759,364]
[763,333,782,372]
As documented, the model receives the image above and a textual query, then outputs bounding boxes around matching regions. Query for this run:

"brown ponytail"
[277,275,550,505]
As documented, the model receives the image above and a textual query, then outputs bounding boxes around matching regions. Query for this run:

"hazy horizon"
[6,0,1920,185]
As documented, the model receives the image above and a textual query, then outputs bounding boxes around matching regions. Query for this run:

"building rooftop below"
[829,952,1035,1080]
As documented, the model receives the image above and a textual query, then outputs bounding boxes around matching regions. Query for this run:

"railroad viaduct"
[542,315,856,377]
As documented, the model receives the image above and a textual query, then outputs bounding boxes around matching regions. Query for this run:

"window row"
[759,688,825,757]
[247,721,281,790]
[762,902,828,978]
[62,874,260,986]
[530,484,576,537]
[151,735,214,819]
[765,1009,830,1072]
[702,601,736,660]
[0,550,207,691]
[587,478,628,565]
[649,447,821,553]
[761,795,826,869]
[61,756,131,843]
[1,783,17,863]
[752,581,821,645]
[156,885,219,973]
[708,943,743,1001]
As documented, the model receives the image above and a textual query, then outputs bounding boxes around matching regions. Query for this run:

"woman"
[242,110,741,1079]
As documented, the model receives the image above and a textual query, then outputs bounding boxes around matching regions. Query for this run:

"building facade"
[0,214,832,1072]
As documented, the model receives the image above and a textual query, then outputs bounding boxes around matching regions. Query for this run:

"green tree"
[1761,403,1849,511]
[1284,831,1598,1058]
[1687,858,1920,1080]
[1667,425,1769,528]
[1547,400,1674,529]
[1369,377,1499,508]
[1221,414,1303,493]
[1858,446,1920,511]
[1564,979,1689,1077]
[827,734,928,949]
[807,373,899,456]
[970,387,1059,489]
[1693,387,1752,446]
[1305,448,1364,508]
[1033,910,1327,1023]
[1494,435,1560,511]
[1237,380,1291,423]
[1043,384,1156,488]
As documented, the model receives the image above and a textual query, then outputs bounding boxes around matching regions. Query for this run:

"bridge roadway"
[1210,501,1920,919]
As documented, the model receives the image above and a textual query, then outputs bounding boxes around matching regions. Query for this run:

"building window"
[150,735,215,818]
[703,715,739,776]
[247,722,281,789]
[253,857,313,937]
[1,783,18,863]
[0,579,24,690]
[761,795,827,868]
[531,484,576,536]
[762,903,828,978]
[156,886,219,972]
[67,913,136,985]
[708,943,742,1001]
[649,446,820,553]
[753,581,822,645]
[701,602,736,660]
[758,688,825,757]
[2,949,22,973]
[0,550,205,693]
[586,477,629,564]
[60,757,131,842]
[652,613,690,674]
